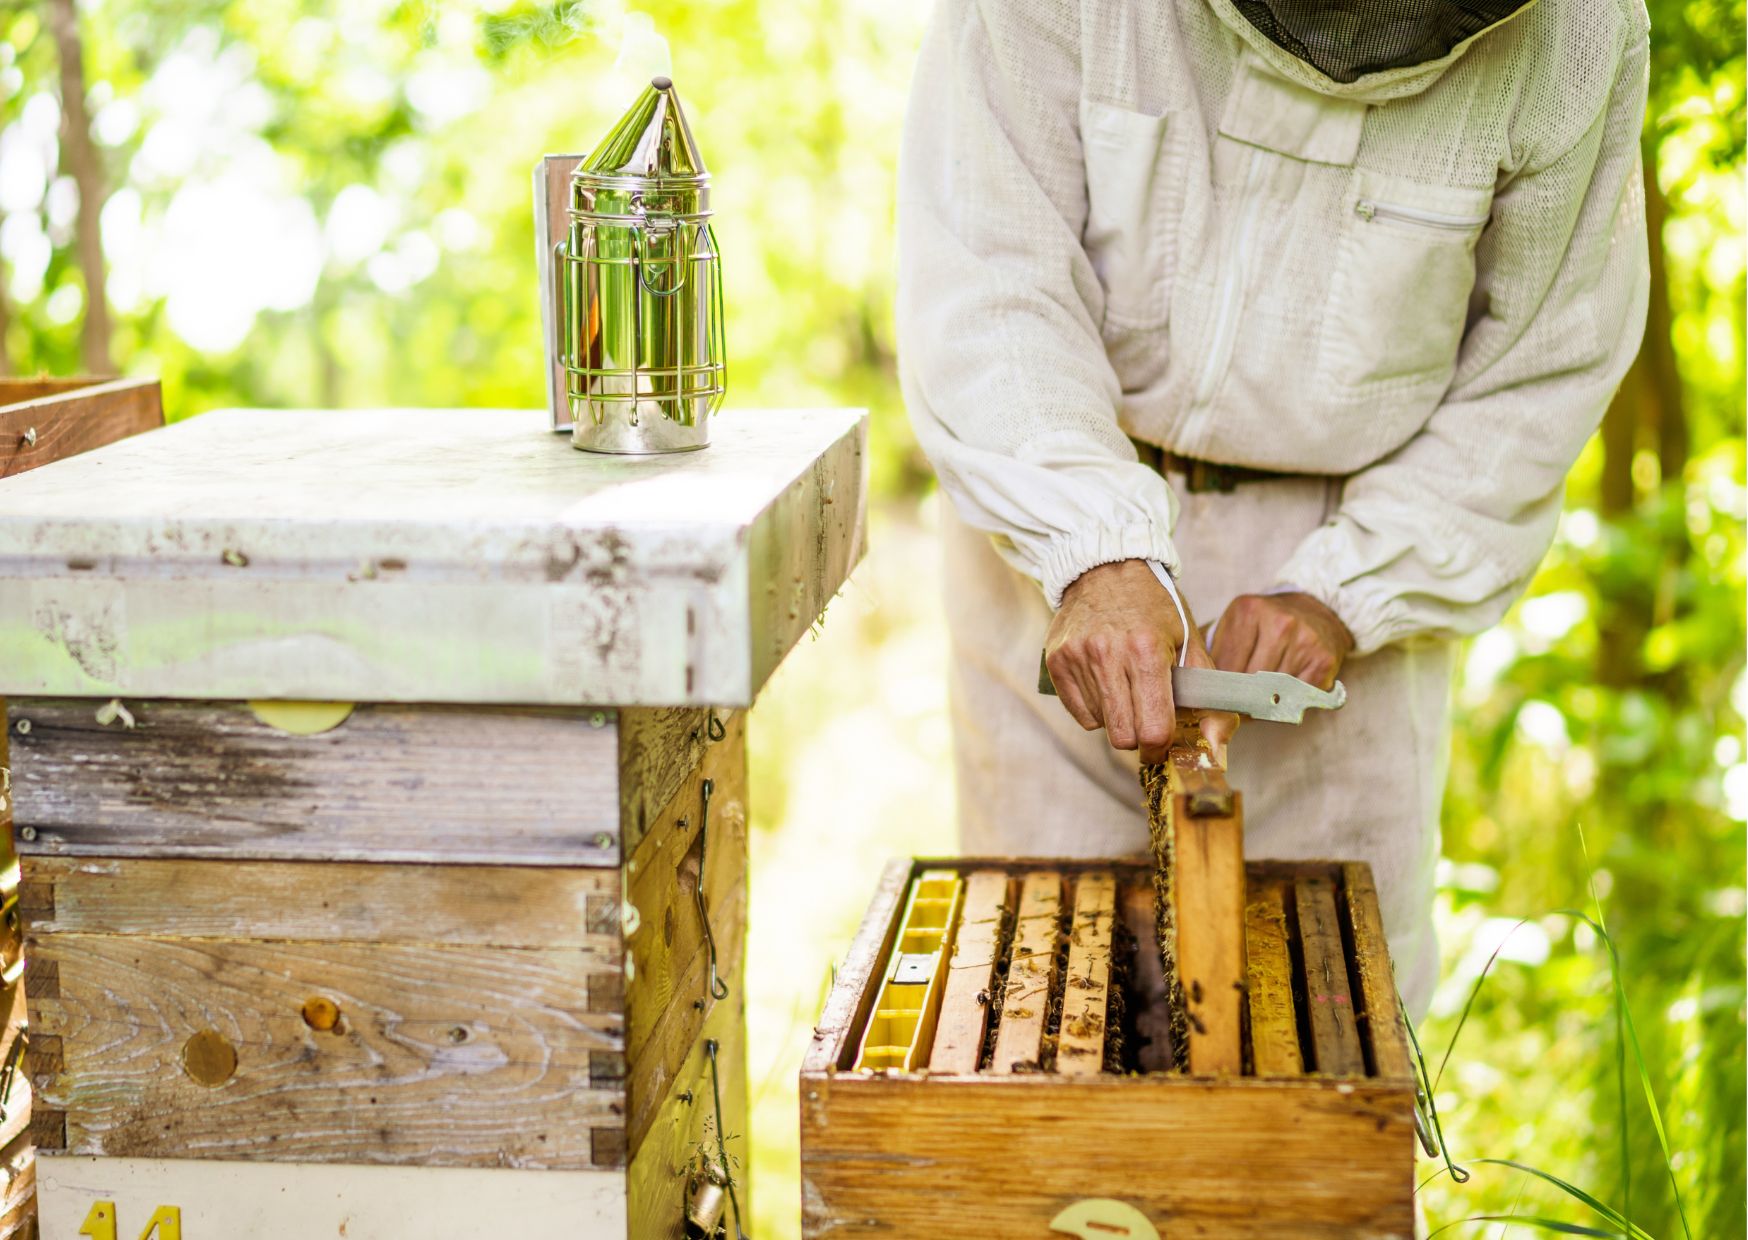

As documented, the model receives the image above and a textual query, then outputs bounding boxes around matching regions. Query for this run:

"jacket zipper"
[1354,198,1489,231]
[1192,146,1266,407]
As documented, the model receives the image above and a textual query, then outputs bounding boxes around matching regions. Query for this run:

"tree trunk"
[1600,363,1641,516]
[49,0,112,376]
[0,245,11,375]
[1596,135,1686,683]
[1639,143,1686,485]
[1600,137,1685,513]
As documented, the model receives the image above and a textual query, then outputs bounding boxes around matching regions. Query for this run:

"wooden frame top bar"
[806,856,1417,1087]
[0,407,867,706]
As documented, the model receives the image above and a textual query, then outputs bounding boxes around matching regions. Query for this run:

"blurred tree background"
[1,0,1741,1235]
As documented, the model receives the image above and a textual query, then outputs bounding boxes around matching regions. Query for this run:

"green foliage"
[1418,0,1747,1214]
[0,4,1741,1238]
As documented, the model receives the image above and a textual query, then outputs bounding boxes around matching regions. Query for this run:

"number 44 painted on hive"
[78,1201,183,1240]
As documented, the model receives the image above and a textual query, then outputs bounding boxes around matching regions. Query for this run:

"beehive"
[801,856,1420,1239]
[0,406,867,1239]
[0,374,167,1238]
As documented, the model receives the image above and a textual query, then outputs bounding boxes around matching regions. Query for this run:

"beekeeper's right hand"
[1043,559,1237,766]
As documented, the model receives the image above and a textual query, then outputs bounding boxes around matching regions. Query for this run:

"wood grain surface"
[745,416,868,696]
[800,1074,1415,1238]
[928,871,1008,1075]
[800,861,1417,1236]
[19,856,619,949]
[805,858,909,1075]
[816,858,1404,1082]
[1342,862,1415,1081]
[1243,873,1305,1077]
[0,369,164,1238]
[618,706,713,857]
[1295,873,1367,1077]
[1055,872,1115,1076]
[1172,785,1247,1076]
[0,1130,30,1240]
[29,934,624,1167]
[0,974,27,1158]
[0,378,106,403]
[623,716,747,1156]
[625,962,748,1240]
[1143,741,1249,1076]
[0,705,27,1240]
[7,698,621,865]
[0,378,162,480]
[988,871,1060,1074]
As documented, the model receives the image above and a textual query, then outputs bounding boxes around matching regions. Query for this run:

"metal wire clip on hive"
[556,76,726,454]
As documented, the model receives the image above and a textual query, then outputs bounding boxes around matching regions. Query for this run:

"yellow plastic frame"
[853,869,965,1072]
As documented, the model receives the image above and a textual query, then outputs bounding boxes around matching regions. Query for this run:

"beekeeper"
[897,0,1649,1013]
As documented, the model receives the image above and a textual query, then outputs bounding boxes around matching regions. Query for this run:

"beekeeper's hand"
[1044,560,1237,765]
[1212,592,1354,691]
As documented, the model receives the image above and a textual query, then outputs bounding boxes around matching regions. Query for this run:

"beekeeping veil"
[1208,0,1537,98]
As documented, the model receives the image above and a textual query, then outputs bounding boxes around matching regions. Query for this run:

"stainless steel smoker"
[535,77,726,453]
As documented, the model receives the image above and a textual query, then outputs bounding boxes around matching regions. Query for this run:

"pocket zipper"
[1354,198,1489,231]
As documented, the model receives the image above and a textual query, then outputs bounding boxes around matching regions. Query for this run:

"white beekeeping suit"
[897,0,1650,1016]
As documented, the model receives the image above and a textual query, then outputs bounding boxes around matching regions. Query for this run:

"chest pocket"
[1320,170,1494,389]
[1080,101,1176,330]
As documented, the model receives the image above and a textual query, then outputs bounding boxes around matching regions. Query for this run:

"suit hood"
[1206,0,1537,101]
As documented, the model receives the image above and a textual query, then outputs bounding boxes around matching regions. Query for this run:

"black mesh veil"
[1230,0,1532,83]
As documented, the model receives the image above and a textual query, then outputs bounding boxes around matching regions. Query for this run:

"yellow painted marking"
[138,1206,182,1240]
[74,1202,182,1240]
[78,1201,116,1240]
[247,700,356,735]
[1050,1199,1160,1239]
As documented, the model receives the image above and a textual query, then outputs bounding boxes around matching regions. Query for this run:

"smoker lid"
[576,77,709,187]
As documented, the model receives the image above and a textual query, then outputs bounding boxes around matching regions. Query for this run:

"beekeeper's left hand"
[1211,593,1354,691]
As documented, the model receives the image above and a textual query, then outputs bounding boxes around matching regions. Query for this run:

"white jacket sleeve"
[1274,35,1652,655]
[896,0,1181,608]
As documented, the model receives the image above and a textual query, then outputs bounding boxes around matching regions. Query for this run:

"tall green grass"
[1412,868,1696,1238]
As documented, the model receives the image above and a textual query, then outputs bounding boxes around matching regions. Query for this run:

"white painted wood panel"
[0,407,867,706]
[36,1155,627,1239]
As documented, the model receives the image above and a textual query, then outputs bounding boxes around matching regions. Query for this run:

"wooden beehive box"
[0,377,163,478]
[7,701,753,1238]
[801,856,1420,1239]
[0,406,868,1239]
[0,373,166,1238]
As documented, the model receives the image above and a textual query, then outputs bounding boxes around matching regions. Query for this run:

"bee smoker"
[534,77,727,453]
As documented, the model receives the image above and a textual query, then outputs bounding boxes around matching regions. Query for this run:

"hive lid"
[0,407,867,707]
[578,76,708,186]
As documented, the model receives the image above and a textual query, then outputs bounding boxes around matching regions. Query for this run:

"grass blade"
[1578,826,1633,1223]
[1402,991,1470,1185]
[1418,849,1693,1240]
[1475,1159,1653,1240]
[1434,916,1536,1093]
[1429,1216,1628,1237]
[1554,904,1694,1240]
[1582,823,1693,1240]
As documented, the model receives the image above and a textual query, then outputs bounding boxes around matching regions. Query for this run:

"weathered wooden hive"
[801,742,1421,1239]
[0,405,867,1239]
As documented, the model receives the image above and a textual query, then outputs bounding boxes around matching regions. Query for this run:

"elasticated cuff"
[1272,529,1409,657]
[1040,520,1180,610]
